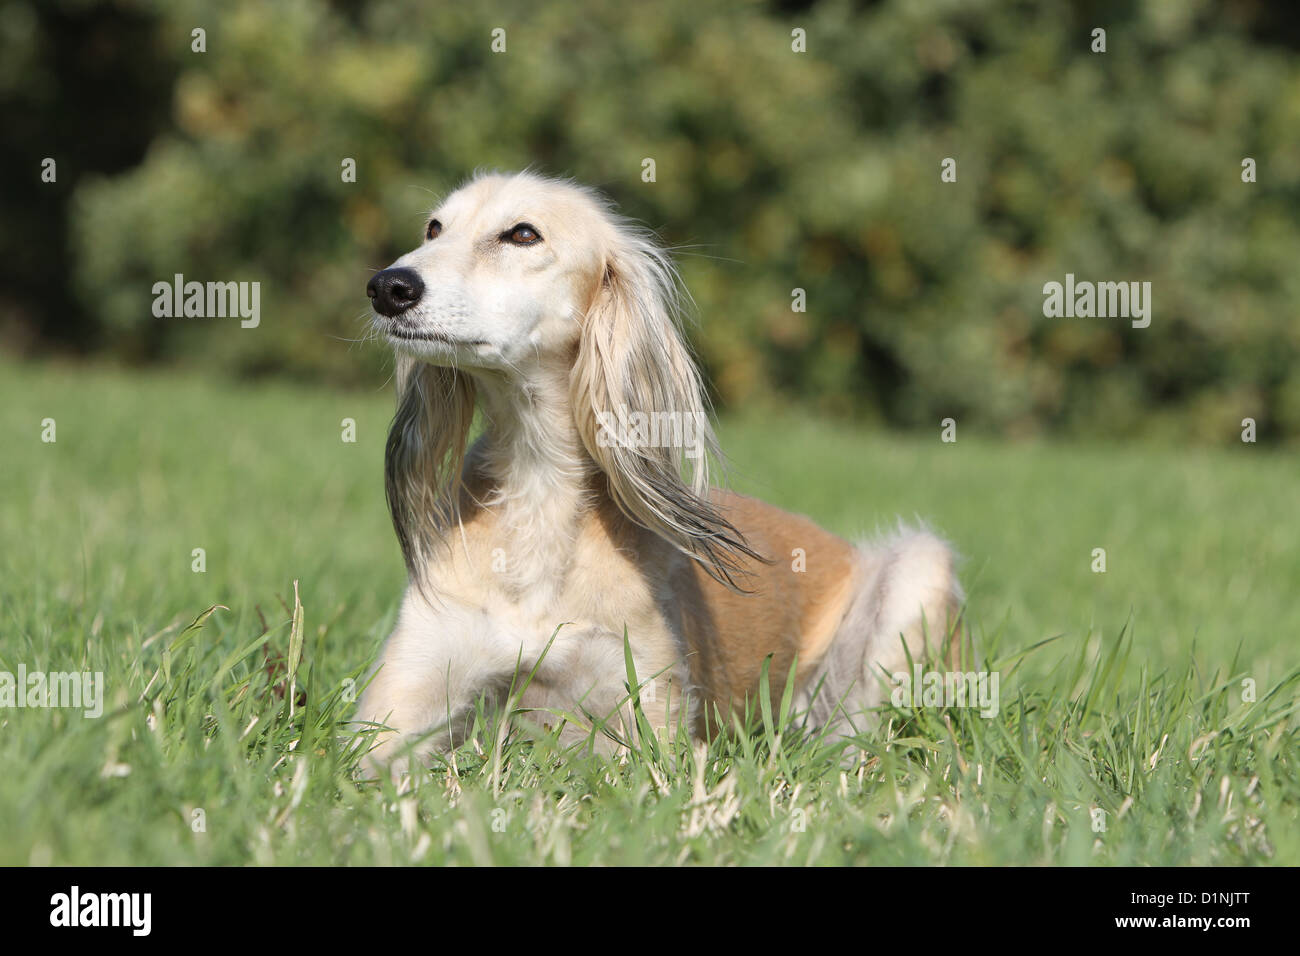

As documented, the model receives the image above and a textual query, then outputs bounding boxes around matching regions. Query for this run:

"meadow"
[1,356,1296,865]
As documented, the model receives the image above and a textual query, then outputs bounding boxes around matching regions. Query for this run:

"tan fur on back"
[671,493,857,728]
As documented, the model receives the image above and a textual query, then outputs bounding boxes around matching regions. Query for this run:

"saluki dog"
[358,170,961,771]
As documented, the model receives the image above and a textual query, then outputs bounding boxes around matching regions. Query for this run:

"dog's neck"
[468,361,596,595]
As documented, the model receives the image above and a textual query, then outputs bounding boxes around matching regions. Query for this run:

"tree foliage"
[7,0,1300,441]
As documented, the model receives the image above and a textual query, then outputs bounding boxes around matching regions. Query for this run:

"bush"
[33,0,1300,440]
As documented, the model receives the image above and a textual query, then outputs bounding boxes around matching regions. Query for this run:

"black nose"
[366,267,424,317]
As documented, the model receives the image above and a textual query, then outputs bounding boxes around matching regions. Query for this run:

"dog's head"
[369,170,759,586]
[368,170,615,370]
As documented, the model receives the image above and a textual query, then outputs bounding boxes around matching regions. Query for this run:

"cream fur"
[355,170,962,773]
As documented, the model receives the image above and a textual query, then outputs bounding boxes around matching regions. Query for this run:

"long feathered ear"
[570,224,764,587]
[385,354,475,587]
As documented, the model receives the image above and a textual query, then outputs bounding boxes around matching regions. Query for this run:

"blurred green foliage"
[5,0,1300,442]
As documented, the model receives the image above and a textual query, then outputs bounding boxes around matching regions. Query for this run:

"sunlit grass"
[1,357,1296,864]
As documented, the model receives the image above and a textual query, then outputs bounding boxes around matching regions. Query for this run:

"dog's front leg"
[354,597,513,777]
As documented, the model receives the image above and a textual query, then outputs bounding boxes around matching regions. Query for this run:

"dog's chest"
[425,521,685,693]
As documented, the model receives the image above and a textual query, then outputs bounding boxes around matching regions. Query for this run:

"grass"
[1,356,1297,865]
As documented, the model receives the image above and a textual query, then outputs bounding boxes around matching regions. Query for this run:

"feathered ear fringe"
[570,221,765,588]
[384,354,476,588]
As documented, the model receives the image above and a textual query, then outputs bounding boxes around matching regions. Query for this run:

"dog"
[357,170,962,771]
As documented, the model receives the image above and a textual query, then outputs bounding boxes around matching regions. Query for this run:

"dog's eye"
[503,223,542,246]
[425,219,442,241]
